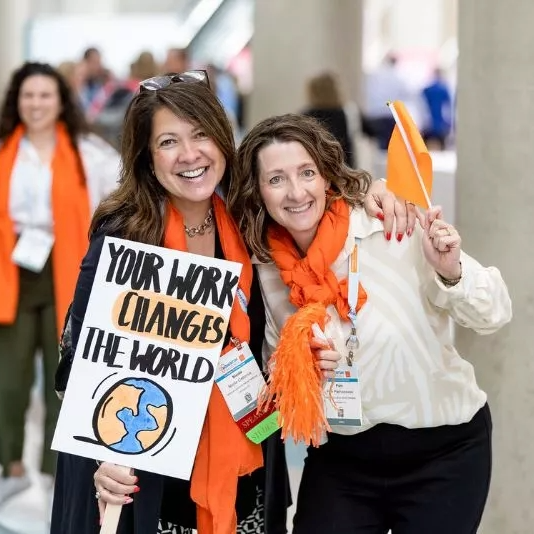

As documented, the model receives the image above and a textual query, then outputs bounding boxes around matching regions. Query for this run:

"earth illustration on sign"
[75,377,173,455]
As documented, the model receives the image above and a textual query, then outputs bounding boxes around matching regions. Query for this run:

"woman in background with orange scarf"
[230,114,512,534]
[0,62,119,504]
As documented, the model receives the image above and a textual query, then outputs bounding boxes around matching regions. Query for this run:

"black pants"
[293,404,492,534]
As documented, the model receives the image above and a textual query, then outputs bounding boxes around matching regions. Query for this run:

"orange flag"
[386,100,433,209]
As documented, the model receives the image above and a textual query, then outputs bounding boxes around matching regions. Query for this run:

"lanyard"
[346,238,361,366]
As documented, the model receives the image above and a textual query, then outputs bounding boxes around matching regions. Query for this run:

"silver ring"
[95,490,101,500]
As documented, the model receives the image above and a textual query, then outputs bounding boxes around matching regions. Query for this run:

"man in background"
[421,68,453,150]
[363,53,411,150]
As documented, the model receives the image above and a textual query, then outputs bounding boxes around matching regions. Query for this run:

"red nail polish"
[407,228,413,237]
[134,486,140,493]
[386,232,392,241]
[396,233,403,242]
[377,212,384,221]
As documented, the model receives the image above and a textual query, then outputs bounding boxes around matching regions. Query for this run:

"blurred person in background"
[363,53,411,150]
[0,62,119,504]
[80,47,108,112]
[421,68,453,151]
[206,63,242,140]
[303,71,355,167]
[163,47,190,74]
[89,51,160,148]
[57,60,87,108]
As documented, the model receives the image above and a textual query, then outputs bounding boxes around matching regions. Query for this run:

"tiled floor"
[0,364,307,534]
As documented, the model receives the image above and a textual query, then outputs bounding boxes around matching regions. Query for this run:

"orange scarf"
[0,123,90,338]
[264,198,367,445]
[164,194,263,534]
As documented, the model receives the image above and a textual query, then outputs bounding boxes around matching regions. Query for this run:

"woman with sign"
[0,62,119,505]
[229,113,512,534]
[51,72,292,534]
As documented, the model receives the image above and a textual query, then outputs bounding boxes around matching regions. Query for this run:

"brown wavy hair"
[90,80,235,246]
[0,62,89,146]
[228,113,372,262]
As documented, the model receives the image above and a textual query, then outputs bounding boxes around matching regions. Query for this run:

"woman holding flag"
[230,112,512,534]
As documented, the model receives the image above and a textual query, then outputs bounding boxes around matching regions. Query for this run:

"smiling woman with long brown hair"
[51,72,291,534]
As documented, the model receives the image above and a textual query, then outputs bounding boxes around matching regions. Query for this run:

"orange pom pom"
[260,302,330,446]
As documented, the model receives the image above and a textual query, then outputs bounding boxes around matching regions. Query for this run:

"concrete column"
[456,3,534,533]
[0,0,31,91]
[249,0,363,128]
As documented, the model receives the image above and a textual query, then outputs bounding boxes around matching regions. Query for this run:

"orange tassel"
[261,302,331,446]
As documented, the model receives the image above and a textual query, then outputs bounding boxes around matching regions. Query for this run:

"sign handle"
[99,465,132,534]
[100,503,123,534]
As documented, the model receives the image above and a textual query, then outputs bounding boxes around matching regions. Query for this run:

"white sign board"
[52,237,241,480]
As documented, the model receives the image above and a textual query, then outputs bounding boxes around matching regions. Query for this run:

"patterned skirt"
[157,489,264,534]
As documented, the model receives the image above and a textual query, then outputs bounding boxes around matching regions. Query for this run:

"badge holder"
[312,323,363,427]
[11,227,54,273]
[215,338,280,444]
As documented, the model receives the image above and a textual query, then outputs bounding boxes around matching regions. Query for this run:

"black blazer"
[51,227,291,534]
[303,107,355,168]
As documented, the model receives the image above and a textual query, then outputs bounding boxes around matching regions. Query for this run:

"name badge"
[12,227,54,273]
[215,342,280,444]
[324,365,362,427]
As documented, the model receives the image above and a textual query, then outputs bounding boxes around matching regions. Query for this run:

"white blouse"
[256,208,512,435]
[9,138,53,233]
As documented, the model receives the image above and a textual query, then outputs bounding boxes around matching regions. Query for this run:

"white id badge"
[215,342,280,443]
[11,228,54,273]
[215,342,266,421]
[324,365,363,427]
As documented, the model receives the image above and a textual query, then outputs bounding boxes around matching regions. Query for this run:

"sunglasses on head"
[139,70,210,92]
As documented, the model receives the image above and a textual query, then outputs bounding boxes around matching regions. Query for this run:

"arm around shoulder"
[425,250,512,334]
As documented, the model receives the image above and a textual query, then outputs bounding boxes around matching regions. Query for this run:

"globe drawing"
[93,378,173,455]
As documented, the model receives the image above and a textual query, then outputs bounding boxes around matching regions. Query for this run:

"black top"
[303,107,355,168]
[52,226,291,534]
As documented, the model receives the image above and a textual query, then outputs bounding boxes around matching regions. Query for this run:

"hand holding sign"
[95,464,135,534]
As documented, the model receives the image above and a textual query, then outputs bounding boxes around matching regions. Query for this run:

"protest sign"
[52,236,242,480]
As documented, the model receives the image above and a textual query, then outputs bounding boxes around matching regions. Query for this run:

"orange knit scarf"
[164,194,263,534]
[0,123,90,338]
[264,198,367,446]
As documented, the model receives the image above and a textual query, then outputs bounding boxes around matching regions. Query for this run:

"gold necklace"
[184,208,214,238]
